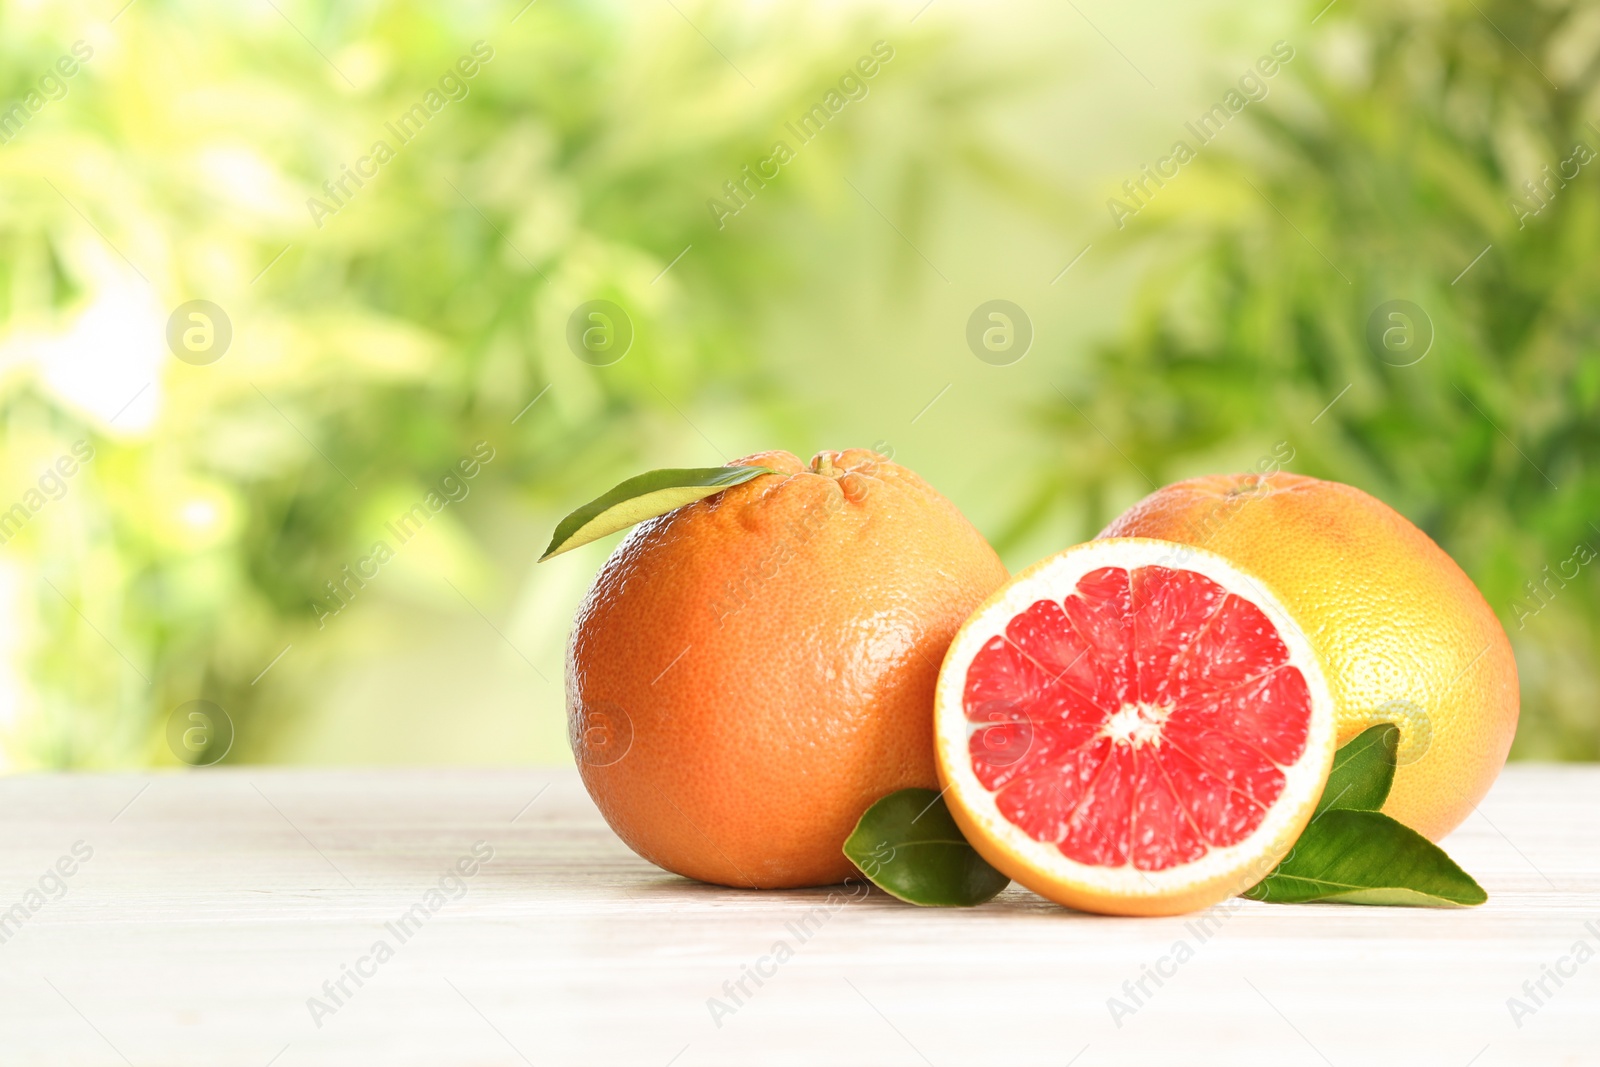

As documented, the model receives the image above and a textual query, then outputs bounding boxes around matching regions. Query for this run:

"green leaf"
[1244,808,1487,907]
[843,788,1010,907]
[1314,723,1400,817]
[540,466,777,561]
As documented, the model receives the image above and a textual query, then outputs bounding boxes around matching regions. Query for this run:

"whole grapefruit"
[1100,473,1518,841]
[566,449,1008,888]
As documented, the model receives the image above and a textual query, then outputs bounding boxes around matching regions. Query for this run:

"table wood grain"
[0,764,1592,1066]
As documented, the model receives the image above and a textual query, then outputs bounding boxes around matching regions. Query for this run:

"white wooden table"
[0,765,1591,1066]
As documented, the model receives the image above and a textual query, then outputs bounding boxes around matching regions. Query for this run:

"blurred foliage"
[1029,0,1600,757]
[0,0,1035,767]
[2,0,1596,766]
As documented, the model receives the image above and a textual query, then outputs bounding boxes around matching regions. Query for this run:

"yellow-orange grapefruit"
[1100,472,1519,841]
[566,449,1008,889]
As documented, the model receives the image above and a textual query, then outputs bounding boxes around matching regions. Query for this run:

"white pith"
[1101,701,1174,747]
[936,537,1338,899]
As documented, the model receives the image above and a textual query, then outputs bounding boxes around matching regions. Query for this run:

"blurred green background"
[0,0,1594,769]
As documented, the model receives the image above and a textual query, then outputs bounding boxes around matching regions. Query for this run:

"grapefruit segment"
[1172,666,1312,766]
[1002,600,1108,710]
[1130,565,1226,705]
[935,538,1337,915]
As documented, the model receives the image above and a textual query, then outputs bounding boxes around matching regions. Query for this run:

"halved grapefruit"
[934,538,1337,915]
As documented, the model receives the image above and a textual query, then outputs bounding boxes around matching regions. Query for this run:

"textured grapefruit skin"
[567,449,1009,889]
[1100,473,1519,841]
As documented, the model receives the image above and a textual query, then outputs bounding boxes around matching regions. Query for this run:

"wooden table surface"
[0,764,1592,1066]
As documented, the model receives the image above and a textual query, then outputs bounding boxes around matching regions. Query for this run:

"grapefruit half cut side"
[934,538,1337,916]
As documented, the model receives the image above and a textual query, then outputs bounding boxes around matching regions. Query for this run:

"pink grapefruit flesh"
[935,538,1337,915]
